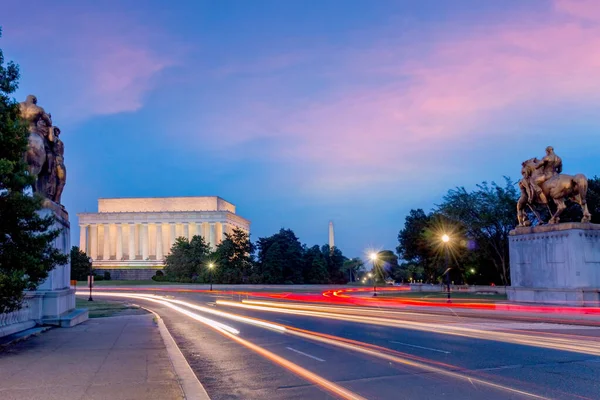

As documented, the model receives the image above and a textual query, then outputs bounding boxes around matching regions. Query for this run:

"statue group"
[517,146,591,227]
[20,95,66,205]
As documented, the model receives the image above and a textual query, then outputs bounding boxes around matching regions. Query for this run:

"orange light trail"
[216,300,600,357]
[79,291,366,400]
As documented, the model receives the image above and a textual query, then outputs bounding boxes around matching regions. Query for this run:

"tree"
[70,246,91,281]
[342,257,364,283]
[396,209,438,282]
[375,250,398,283]
[213,228,254,284]
[164,235,211,280]
[257,229,304,284]
[437,178,518,285]
[0,28,67,313]
[321,245,347,284]
[303,245,329,284]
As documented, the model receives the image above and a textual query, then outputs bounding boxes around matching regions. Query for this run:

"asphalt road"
[86,290,600,400]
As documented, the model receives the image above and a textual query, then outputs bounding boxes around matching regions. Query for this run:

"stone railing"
[409,283,506,294]
[0,293,42,338]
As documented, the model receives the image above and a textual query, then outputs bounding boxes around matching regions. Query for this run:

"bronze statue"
[19,95,66,205]
[517,146,591,227]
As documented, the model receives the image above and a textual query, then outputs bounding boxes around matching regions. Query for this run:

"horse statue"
[517,149,591,227]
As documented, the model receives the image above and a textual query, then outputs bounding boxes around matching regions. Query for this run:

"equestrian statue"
[517,146,591,227]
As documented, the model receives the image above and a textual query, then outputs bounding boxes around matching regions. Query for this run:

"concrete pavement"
[0,314,186,400]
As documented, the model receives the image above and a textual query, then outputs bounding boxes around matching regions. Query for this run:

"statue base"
[507,223,600,306]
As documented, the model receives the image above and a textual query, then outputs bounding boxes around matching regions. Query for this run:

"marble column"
[129,223,136,260]
[183,223,190,241]
[170,223,176,247]
[79,225,88,254]
[209,223,216,249]
[142,224,149,260]
[189,222,197,239]
[202,222,210,244]
[116,224,123,260]
[215,222,223,245]
[156,223,163,260]
[103,224,110,260]
[90,224,98,259]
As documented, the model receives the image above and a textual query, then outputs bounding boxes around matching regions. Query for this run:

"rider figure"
[531,146,562,204]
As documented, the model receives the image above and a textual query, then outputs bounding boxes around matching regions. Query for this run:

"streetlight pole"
[208,263,214,291]
[442,234,451,304]
[88,257,93,302]
[370,253,378,297]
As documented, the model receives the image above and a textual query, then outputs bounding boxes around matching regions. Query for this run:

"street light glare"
[442,234,450,243]
[369,252,378,261]
[209,263,214,269]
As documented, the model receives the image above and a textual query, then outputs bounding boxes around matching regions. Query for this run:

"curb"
[0,326,52,349]
[142,307,211,400]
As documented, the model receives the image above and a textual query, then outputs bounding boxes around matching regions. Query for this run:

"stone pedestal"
[507,223,600,306]
[34,200,87,326]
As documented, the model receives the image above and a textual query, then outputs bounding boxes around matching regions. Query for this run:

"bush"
[93,273,104,281]
[155,270,164,277]
[152,275,169,282]
[103,271,111,281]
[284,280,294,285]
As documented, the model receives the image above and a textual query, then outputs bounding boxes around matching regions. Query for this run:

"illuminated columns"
[142,224,149,260]
[170,223,176,248]
[209,223,216,249]
[202,222,210,244]
[116,224,123,260]
[156,223,163,260]
[215,222,223,245]
[90,224,98,259]
[128,223,136,260]
[103,224,110,260]
[79,225,87,253]
[183,223,189,241]
[189,222,197,239]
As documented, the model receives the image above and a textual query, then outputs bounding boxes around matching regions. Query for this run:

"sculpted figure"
[530,146,562,204]
[517,146,591,226]
[19,95,65,205]
[52,127,66,203]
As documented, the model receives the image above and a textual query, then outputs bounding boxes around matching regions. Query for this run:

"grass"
[75,298,148,318]
[376,291,507,301]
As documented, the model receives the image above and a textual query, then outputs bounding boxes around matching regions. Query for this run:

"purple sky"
[2,0,600,258]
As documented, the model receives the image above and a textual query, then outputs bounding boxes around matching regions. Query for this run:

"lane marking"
[275,318,293,324]
[286,347,326,362]
[389,341,450,354]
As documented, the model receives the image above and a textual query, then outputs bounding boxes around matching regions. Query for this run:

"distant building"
[77,196,250,279]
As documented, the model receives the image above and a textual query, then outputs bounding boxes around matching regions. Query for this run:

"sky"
[2,0,600,258]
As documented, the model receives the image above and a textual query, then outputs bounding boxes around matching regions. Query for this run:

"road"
[81,288,600,400]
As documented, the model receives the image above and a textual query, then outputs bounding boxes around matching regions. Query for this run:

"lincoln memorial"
[77,196,251,279]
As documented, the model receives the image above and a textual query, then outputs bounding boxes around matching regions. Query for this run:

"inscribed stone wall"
[99,197,236,213]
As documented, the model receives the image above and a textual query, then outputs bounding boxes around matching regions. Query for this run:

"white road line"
[275,318,293,324]
[286,347,326,362]
[389,341,451,354]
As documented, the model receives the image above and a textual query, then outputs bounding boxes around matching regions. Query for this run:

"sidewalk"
[0,314,185,400]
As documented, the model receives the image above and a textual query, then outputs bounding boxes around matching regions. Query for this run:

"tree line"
[160,228,361,284]
[394,177,600,286]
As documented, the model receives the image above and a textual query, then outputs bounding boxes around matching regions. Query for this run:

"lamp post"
[208,262,214,291]
[369,253,378,297]
[88,257,94,302]
[442,234,451,303]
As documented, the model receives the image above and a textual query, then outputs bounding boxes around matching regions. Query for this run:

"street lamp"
[369,253,378,297]
[88,257,93,302]
[208,262,214,291]
[441,234,451,303]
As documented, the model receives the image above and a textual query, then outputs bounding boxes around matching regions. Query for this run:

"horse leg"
[549,198,566,224]
[517,195,530,226]
[575,175,592,223]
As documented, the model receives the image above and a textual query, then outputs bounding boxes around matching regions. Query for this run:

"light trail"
[217,300,600,357]
[79,291,366,400]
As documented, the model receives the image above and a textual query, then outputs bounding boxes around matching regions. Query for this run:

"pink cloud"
[3,5,179,121]
[207,0,600,193]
